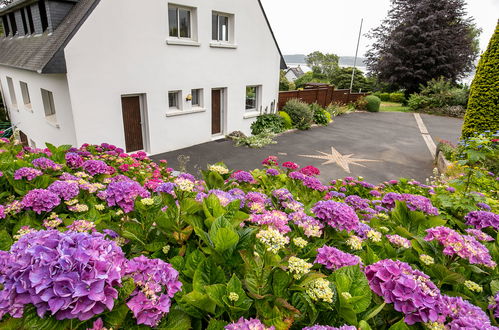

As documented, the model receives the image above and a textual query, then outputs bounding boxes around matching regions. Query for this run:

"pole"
[349,18,364,91]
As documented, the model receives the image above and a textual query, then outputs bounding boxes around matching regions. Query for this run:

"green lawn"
[379,101,411,113]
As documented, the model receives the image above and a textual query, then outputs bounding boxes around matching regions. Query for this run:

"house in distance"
[0,0,285,154]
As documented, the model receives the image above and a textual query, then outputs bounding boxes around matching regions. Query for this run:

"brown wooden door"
[19,131,28,147]
[121,96,144,152]
[212,89,221,135]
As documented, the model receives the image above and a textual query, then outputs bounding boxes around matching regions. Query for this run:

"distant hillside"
[284,54,367,67]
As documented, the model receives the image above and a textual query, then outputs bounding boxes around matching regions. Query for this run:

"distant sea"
[284,54,368,73]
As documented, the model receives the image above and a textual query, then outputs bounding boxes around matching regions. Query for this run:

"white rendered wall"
[0,67,77,147]
[64,0,281,154]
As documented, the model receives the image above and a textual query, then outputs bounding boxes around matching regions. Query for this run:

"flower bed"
[0,137,497,330]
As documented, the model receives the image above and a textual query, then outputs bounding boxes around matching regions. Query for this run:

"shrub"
[365,95,381,112]
[379,93,391,101]
[436,140,456,160]
[462,22,499,138]
[250,114,286,135]
[326,103,350,117]
[355,97,368,110]
[278,111,293,129]
[282,99,314,130]
[234,130,277,148]
[309,103,330,126]
[389,92,406,103]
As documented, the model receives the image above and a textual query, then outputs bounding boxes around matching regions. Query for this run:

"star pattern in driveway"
[299,146,380,173]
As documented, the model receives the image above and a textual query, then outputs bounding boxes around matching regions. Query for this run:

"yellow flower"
[288,256,312,279]
[346,236,363,250]
[95,204,105,211]
[464,280,483,292]
[140,198,154,206]
[420,254,434,265]
[306,278,333,303]
[293,237,308,248]
[228,292,239,302]
[209,165,229,175]
[256,228,289,254]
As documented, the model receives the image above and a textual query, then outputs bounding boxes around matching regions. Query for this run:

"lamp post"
[349,18,364,92]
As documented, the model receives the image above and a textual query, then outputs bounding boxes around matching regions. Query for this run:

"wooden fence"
[278,86,369,110]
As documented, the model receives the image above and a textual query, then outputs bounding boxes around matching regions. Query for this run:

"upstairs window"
[1,16,10,36]
[26,7,34,34]
[20,81,31,109]
[41,89,56,120]
[168,5,191,38]
[8,13,17,36]
[245,86,261,112]
[6,77,17,109]
[38,0,49,32]
[21,8,28,34]
[212,13,230,42]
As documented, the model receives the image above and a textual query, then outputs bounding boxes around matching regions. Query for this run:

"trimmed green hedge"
[462,21,499,138]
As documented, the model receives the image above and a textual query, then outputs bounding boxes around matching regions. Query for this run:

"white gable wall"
[0,67,77,147]
[64,0,281,154]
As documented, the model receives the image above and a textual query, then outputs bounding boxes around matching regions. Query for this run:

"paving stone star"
[299,146,380,173]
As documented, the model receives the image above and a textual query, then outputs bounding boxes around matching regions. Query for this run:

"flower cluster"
[312,200,359,232]
[465,228,494,242]
[303,326,356,330]
[314,245,361,271]
[489,292,499,319]
[300,165,320,176]
[124,256,182,327]
[290,211,324,237]
[32,157,62,170]
[306,278,334,303]
[0,230,126,321]
[441,295,495,329]
[249,210,291,233]
[365,259,442,325]
[65,152,84,168]
[208,164,229,175]
[21,189,61,214]
[48,180,80,201]
[465,210,499,230]
[287,256,313,279]
[425,226,496,268]
[82,160,109,176]
[382,193,439,215]
[232,170,254,183]
[67,219,96,232]
[225,317,275,330]
[256,228,289,254]
[13,167,43,181]
[386,234,411,249]
[102,180,150,213]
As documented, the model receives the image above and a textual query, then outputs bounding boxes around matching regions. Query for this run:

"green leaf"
[158,308,192,330]
[333,265,372,313]
[273,269,292,298]
[182,290,217,314]
[206,319,227,330]
[20,305,71,330]
[193,258,226,293]
[205,284,227,307]
[184,250,206,278]
[388,319,410,330]
[0,230,13,251]
[362,302,386,321]
[212,227,239,253]
[104,303,129,329]
[358,320,372,330]
[145,241,165,252]
[490,280,499,293]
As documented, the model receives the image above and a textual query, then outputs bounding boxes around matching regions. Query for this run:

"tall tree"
[462,21,499,138]
[305,51,339,80]
[365,0,480,95]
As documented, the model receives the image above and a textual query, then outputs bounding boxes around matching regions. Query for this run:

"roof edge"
[257,0,287,70]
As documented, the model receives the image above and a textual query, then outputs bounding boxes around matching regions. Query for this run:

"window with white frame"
[245,86,261,111]
[212,12,232,42]
[191,89,203,107]
[20,81,31,109]
[168,5,192,38]
[168,91,181,110]
[6,77,17,109]
[41,89,56,119]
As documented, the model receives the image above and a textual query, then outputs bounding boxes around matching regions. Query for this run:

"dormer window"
[168,5,191,39]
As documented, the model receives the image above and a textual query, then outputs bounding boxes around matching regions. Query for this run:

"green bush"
[278,111,293,129]
[365,95,381,112]
[250,114,286,135]
[326,103,350,117]
[282,99,314,130]
[389,92,405,103]
[311,103,330,126]
[234,130,277,148]
[408,78,470,115]
[355,97,368,110]
[379,93,391,101]
[462,22,499,138]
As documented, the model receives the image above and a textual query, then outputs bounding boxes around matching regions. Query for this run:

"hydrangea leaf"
[193,258,226,293]
[157,308,192,330]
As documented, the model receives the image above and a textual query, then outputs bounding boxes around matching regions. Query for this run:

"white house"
[285,66,305,82]
[0,0,285,154]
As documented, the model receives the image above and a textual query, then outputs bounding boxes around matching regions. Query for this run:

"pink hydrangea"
[282,161,299,170]
[225,317,275,330]
[312,200,360,232]
[314,245,361,270]
[82,160,109,176]
[465,211,499,230]
[21,189,61,214]
[48,180,80,201]
[262,156,278,166]
[13,167,43,181]
[382,193,439,215]
[300,165,320,176]
[248,210,291,233]
[103,180,150,213]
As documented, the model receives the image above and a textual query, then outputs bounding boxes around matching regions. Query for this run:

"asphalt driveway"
[151,112,463,184]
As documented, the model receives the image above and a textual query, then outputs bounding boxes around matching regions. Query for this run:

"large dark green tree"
[462,21,499,138]
[305,51,340,80]
[366,0,480,95]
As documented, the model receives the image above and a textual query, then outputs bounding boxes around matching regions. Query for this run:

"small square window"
[212,12,231,42]
[6,77,17,109]
[191,89,203,107]
[20,81,31,109]
[168,91,181,109]
[169,6,191,38]
[245,86,260,111]
[41,88,56,118]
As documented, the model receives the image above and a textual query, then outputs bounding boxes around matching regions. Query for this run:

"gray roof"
[287,66,305,78]
[0,0,100,73]
[0,0,285,73]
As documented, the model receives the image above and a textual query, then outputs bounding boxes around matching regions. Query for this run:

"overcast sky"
[260,0,499,57]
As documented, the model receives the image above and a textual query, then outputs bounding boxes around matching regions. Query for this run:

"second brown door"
[212,89,222,135]
[121,96,144,152]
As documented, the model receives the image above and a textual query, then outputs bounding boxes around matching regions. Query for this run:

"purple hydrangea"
[476,202,491,211]
[314,245,361,270]
[82,160,109,176]
[245,192,271,213]
[32,157,61,170]
[386,235,411,249]
[382,193,439,215]
[48,180,80,201]
[21,189,61,214]
[65,152,84,168]
[0,205,5,219]
[155,182,176,195]
[290,211,324,237]
[124,256,182,327]
[365,259,442,325]
[465,211,499,230]
[248,210,291,233]
[266,168,279,176]
[489,292,499,319]
[465,229,494,242]
[14,167,43,181]
[232,170,254,183]
[225,317,275,330]
[442,295,496,329]
[303,326,356,330]
[345,195,370,211]
[204,189,238,207]
[302,176,326,191]
[370,190,382,197]
[312,200,360,232]
[103,180,150,213]
[0,230,125,321]
[425,226,496,268]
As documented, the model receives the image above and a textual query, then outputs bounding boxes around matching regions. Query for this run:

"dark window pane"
[246,87,257,110]
[219,16,229,41]
[27,7,35,34]
[21,8,28,35]
[179,9,190,38]
[168,8,178,37]
[38,0,48,31]
[212,13,218,40]
[169,92,178,108]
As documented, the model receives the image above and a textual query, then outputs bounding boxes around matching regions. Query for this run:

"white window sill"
[46,116,60,128]
[210,42,238,49]
[166,108,206,117]
[243,111,260,119]
[166,39,201,47]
